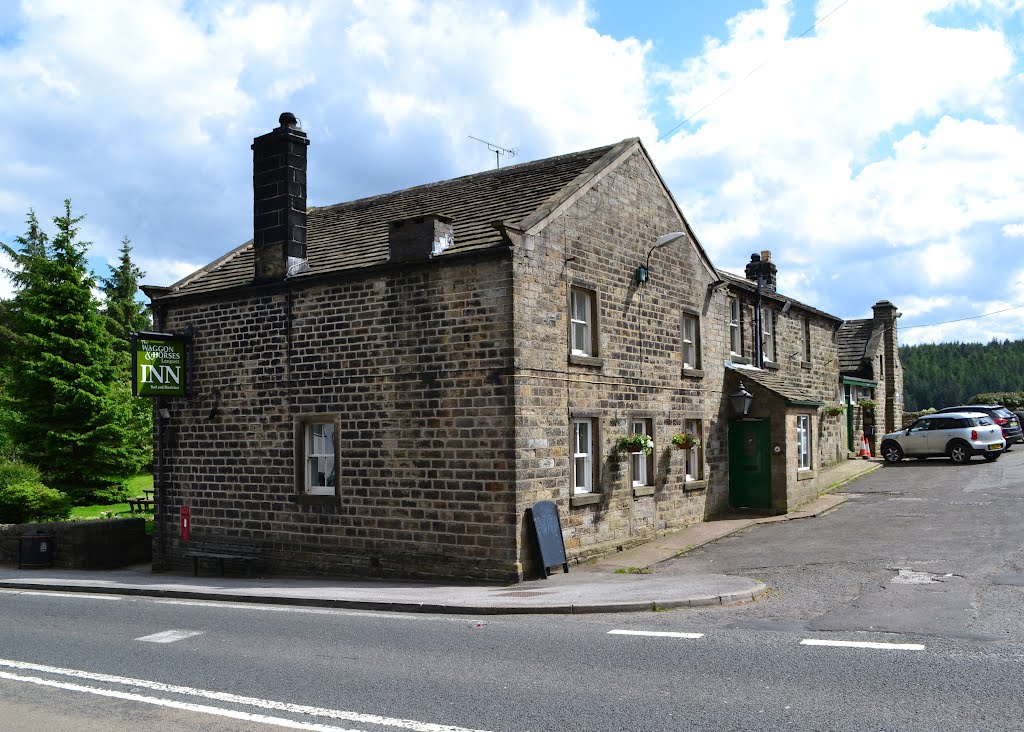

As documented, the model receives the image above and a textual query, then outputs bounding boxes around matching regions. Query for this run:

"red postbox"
[180,506,190,541]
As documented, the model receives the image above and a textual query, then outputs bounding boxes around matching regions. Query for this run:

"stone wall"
[153,254,520,582]
[511,149,728,564]
[0,519,151,569]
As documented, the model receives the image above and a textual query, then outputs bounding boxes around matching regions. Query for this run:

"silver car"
[881,411,1005,464]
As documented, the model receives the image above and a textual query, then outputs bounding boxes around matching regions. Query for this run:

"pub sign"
[132,332,190,397]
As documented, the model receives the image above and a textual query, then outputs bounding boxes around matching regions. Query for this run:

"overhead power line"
[901,303,1024,331]
[658,0,855,142]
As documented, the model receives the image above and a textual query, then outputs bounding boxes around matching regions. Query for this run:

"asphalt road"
[1,448,1022,731]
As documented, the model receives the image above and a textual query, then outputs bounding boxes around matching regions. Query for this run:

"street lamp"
[730,382,753,416]
[636,231,687,284]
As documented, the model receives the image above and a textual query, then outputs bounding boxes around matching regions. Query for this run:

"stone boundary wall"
[0,519,151,569]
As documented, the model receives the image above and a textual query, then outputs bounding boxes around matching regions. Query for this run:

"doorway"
[728,420,772,509]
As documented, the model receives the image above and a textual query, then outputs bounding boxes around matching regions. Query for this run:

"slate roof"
[837,319,876,378]
[727,365,824,406]
[717,271,842,323]
[152,139,635,301]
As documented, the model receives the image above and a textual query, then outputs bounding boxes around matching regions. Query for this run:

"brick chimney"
[388,214,454,262]
[251,112,310,284]
[745,250,777,292]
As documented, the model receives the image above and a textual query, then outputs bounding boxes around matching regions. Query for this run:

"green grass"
[68,473,155,532]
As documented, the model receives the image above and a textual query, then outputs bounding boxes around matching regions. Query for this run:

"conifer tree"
[1,201,139,502]
[101,236,153,470]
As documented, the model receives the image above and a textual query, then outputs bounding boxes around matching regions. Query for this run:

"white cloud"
[1003,223,1024,237]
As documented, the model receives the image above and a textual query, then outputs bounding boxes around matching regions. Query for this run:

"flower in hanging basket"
[671,431,701,450]
[857,398,877,410]
[616,433,654,455]
[823,404,846,417]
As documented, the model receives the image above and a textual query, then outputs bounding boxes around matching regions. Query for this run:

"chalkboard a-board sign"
[527,500,569,578]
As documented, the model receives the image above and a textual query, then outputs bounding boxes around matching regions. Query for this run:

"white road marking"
[0,658,495,732]
[608,629,704,639]
[0,589,122,600]
[800,639,925,651]
[136,630,205,643]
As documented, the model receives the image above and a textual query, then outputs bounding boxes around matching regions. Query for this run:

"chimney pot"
[279,112,298,128]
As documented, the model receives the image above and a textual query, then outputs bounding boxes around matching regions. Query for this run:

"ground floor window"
[573,418,596,494]
[684,419,704,481]
[797,415,811,470]
[630,418,654,487]
[298,419,338,495]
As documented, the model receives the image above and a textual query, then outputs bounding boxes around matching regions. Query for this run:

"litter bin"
[19,530,53,569]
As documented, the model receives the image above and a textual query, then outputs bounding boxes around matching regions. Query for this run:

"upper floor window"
[728,296,742,357]
[570,286,597,357]
[801,318,812,362]
[761,309,775,363]
[682,312,701,370]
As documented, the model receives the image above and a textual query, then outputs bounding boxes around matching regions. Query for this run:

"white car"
[880,412,1005,464]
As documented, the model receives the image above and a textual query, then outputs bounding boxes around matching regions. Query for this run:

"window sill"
[730,355,751,366]
[569,354,604,368]
[796,469,816,481]
[682,479,708,492]
[632,485,655,498]
[800,361,813,370]
[570,492,602,507]
[682,367,704,379]
[290,494,340,506]
[763,360,779,371]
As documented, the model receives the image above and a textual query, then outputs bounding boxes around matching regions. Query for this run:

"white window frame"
[683,418,704,481]
[728,296,742,357]
[573,418,595,494]
[630,419,653,487]
[682,313,699,369]
[304,420,337,495]
[762,310,775,362]
[570,287,595,357]
[797,415,811,471]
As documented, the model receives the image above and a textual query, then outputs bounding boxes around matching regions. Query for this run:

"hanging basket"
[616,434,654,456]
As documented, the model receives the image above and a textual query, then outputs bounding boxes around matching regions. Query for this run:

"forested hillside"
[900,339,1024,410]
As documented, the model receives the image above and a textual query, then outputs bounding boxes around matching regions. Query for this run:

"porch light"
[636,231,688,284]
[731,382,753,416]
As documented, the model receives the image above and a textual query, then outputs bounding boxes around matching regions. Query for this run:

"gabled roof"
[149,139,637,301]
[837,319,875,376]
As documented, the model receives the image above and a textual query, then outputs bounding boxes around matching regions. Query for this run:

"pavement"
[0,459,881,615]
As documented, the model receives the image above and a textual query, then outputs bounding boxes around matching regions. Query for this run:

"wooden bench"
[127,497,154,513]
[184,536,262,577]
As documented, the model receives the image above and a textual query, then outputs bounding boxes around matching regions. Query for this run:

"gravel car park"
[881,411,1005,464]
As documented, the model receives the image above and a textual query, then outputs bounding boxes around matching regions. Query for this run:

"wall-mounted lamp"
[636,231,688,284]
[730,382,753,416]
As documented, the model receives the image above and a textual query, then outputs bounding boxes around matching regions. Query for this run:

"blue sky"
[0,0,1022,345]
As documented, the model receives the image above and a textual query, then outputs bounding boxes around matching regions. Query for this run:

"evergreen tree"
[101,236,151,348]
[101,236,153,470]
[1,201,140,503]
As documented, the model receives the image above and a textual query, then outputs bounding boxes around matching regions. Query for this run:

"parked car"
[936,404,1023,450]
[880,412,1005,464]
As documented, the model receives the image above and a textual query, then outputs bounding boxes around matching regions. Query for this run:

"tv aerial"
[469,136,517,169]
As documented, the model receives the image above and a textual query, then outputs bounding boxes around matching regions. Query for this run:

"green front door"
[729,420,772,509]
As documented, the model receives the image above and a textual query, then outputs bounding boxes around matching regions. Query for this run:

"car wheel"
[948,441,971,464]
[983,452,1000,462]
[881,441,904,463]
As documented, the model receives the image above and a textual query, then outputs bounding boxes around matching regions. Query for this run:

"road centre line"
[136,630,204,643]
[0,658,495,732]
[801,639,926,651]
[608,630,704,639]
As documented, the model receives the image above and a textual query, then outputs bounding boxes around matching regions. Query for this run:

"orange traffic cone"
[859,435,872,459]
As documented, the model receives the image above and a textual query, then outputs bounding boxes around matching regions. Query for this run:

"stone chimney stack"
[744,250,777,292]
[251,112,310,284]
